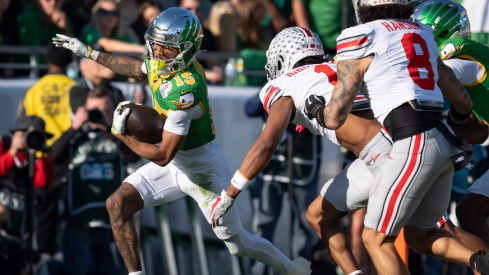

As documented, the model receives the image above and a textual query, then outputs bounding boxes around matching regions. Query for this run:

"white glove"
[52,34,94,59]
[111,101,134,135]
[209,190,236,228]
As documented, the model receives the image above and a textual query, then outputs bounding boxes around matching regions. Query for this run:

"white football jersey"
[336,20,444,124]
[259,62,369,145]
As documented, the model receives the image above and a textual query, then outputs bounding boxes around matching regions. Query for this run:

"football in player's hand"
[120,103,165,144]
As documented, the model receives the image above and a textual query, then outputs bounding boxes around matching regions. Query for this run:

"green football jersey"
[146,61,215,151]
[439,37,489,123]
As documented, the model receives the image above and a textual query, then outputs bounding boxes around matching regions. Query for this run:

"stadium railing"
[0,45,266,79]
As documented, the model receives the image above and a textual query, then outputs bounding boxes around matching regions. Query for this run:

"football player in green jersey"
[412,0,489,245]
[53,7,311,275]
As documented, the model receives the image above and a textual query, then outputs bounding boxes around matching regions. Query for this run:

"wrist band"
[89,49,100,61]
[448,105,471,125]
[230,170,251,190]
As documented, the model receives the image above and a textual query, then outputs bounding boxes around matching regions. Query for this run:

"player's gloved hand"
[209,190,235,228]
[111,101,134,135]
[52,34,94,59]
[304,95,326,127]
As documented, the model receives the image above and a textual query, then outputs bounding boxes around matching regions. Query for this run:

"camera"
[81,109,106,133]
[24,127,46,151]
[88,109,104,124]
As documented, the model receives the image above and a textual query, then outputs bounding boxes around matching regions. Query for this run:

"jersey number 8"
[401,33,435,91]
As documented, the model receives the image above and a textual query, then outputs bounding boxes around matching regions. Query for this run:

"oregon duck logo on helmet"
[410,0,471,45]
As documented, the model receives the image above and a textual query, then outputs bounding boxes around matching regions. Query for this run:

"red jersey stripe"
[337,37,370,51]
[263,87,279,113]
[380,133,422,233]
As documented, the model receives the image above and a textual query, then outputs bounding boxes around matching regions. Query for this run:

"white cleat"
[283,257,312,275]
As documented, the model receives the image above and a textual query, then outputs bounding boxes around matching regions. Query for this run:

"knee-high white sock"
[348,270,363,275]
[224,230,292,273]
[128,271,144,275]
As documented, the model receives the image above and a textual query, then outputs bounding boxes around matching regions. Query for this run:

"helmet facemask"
[144,35,195,77]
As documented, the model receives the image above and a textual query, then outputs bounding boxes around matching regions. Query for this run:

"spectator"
[292,0,353,55]
[51,86,139,275]
[119,0,141,27]
[180,0,222,83]
[131,1,162,45]
[232,0,270,50]
[17,0,72,46]
[262,0,293,34]
[244,93,320,275]
[205,0,238,52]
[18,43,74,146]
[69,58,124,111]
[0,0,23,78]
[61,0,97,37]
[80,0,144,54]
[156,0,178,9]
[18,43,74,258]
[0,116,54,275]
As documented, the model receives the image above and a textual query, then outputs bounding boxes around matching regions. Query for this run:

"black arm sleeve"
[115,138,141,164]
[50,128,77,163]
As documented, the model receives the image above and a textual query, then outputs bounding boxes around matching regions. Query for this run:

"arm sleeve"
[443,59,484,85]
[141,62,147,74]
[116,138,141,164]
[0,152,15,177]
[33,156,54,188]
[163,105,204,136]
[50,128,77,163]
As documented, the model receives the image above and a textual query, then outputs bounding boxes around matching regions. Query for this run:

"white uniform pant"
[364,128,458,236]
[124,142,241,240]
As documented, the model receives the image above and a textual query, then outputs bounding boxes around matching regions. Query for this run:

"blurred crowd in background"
[1,0,489,274]
[0,0,354,86]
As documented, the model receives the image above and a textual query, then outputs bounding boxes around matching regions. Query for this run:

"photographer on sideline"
[50,86,139,275]
[0,116,54,275]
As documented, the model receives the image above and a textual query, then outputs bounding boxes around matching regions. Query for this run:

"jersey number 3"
[401,33,435,90]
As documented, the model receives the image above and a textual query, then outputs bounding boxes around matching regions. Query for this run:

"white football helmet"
[352,0,420,23]
[265,27,324,81]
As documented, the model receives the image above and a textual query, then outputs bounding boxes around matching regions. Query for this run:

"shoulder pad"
[336,24,372,56]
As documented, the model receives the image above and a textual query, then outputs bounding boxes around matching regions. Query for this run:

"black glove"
[304,95,326,127]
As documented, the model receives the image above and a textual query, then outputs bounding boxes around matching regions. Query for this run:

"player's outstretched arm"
[96,51,146,81]
[52,34,146,81]
[209,97,294,227]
